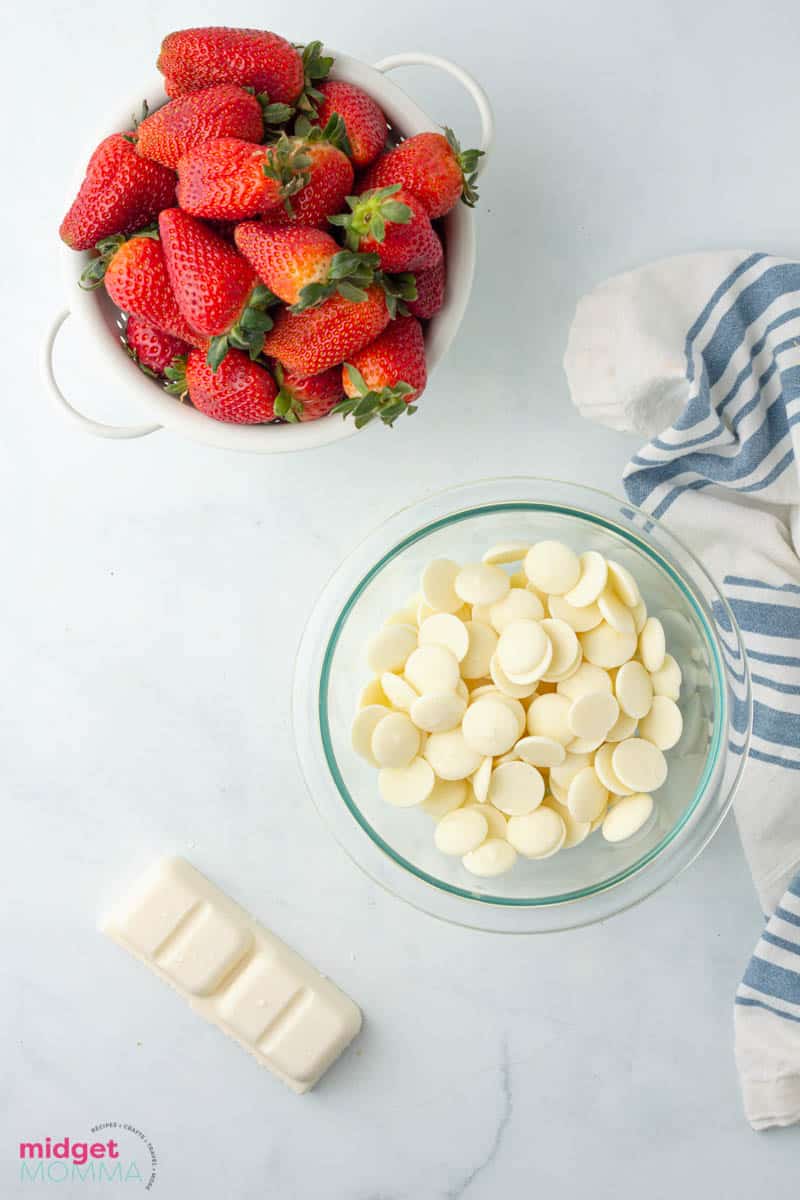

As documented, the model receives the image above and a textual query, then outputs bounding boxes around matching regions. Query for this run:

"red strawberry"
[176,138,287,220]
[285,136,353,227]
[159,208,277,368]
[331,184,442,273]
[262,285,390,375]
[313,81,387,167]
[234,222,377,311]
[338,316,427,426]
[60,134,176,251]
[261,117,354,228]
[125,315,189,377]
[358,129,483,218]
[273,363,343,422]
[135,85,267,169]
[408,255,445,319]
[166,348,277,424]
[80,231,202,346]
[157,27,305,105]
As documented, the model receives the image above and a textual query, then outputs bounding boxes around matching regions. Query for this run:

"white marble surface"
[6,0,800,1193]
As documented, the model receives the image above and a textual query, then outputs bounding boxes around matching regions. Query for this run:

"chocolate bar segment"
[102,857,362,1093]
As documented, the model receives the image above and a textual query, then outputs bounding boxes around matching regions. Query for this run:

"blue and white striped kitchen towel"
[564,250,800,1130]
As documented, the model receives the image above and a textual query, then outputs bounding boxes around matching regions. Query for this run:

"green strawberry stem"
[272,363,303,422]
[247,42,333,125]
[443,126,484,208]
[291,250,379,313]
[376,271,417,319]
[264,115,351,215]
[334,364,418,429]
[164,355,189,399]
[78,226,159,290]
[253,90,295,127]
[122,101,150,144]
[328,185,411,251]
[293,112,351,158]
[262,135,314,215]
[206,284,280,372]
[295,41,334,118]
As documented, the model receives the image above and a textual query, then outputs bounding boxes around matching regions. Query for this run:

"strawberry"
[79,230,201,346]
[159,208,277,368]
[60,133,176,251]
[273,363,343,422]
[234,223,378,311]
[330,184,442,273]
[313,81,387,167]
[176,138,289,221]
[261,117,354,228]
[262,285,390,375]
[135,85,272,170]
[358,129,483,218]
[285,136,354,227]
[157,27,306,105]
[336,317,427,427]
[408,255,445,319]
[125,315,189,377]
[165,348,277,424]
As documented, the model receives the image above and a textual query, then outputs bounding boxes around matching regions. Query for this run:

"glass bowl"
[293,479,751,932]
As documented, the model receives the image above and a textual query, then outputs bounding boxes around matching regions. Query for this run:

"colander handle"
[42,310,162,440]
[373,53,494,168]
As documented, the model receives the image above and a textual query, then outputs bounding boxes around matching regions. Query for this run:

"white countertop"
[7,0,800,1193]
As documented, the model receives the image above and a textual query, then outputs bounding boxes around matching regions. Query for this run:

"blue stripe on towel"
[775,906,800,929]
[752,702,800,749]
[726,598,800,638]
[742,956,800,1007]
[751,674,800,695]
[749,747,800,771]
[683,252,767,370]
[762,931,800,959]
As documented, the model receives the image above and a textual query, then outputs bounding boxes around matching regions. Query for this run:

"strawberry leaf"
[377,271,417,319]
[290,251,379,313]
[344,363,369,396]
[262,135,313,206]
[251,284,280,307]
[205,286,277,371]
[239,307,274,332]
[382,201,412,224]
[294,41,334,119]
[292,281,331,312]
[164,356,189,398]
[368,212,386,242]
[443,125,484,208]
[328,185,410,250]
[274,386,302,422]
[255,92,294,126]
[337,282,368,303]
[129,100,149,132]
[78,232,130,289]
[319,113,351,157]
[207,336,230,371]
[247,334,266,360]
[334,373,418,428]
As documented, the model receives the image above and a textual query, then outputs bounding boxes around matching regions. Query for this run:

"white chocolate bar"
[101,857,362,1093]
